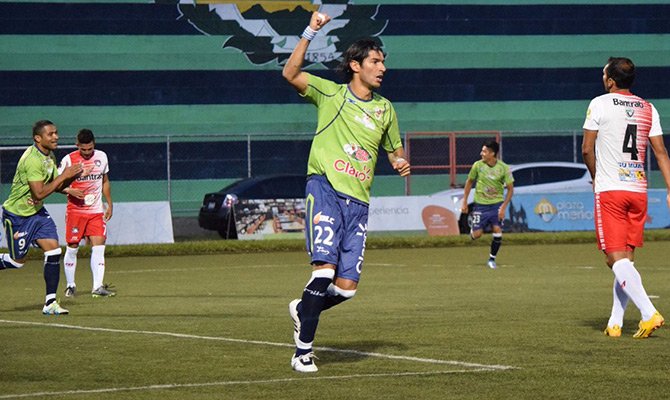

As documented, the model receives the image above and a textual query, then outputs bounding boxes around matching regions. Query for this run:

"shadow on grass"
[317,340,409,366]
[6,303,43,312]
[126,294,284,299]
[580,317,644,334]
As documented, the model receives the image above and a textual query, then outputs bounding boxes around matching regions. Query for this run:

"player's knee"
[328,284,357,299]
[0,254,24,269]
[44,247,62,263]
[470,230,483,240]
[309,267,335,281]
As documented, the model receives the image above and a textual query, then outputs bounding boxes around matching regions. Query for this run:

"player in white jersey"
[59,129,115,297]
[582,57,670,338]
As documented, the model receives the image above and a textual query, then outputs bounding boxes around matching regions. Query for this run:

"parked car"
[432,162,593,233]
[198,174,306,239]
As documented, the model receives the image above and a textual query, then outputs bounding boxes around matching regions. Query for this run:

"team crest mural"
[173,1,388,68]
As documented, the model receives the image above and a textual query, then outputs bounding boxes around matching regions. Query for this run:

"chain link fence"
[1,132,668,217]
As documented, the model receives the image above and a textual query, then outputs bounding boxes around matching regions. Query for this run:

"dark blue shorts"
[470,202,503,231]
[304,175,369,282]
[2,208,58,260]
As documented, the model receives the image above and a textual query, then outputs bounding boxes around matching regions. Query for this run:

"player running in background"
[582,57,670,338]
[59,129,115,298]
[282,12,410,372]
[0,120,86,314]
[461,141,514,269]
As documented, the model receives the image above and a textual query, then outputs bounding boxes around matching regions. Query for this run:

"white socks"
[611,259,656,321]
[64,246,79,287]
[91,245,106,290]
[608,277,629,328]
[64,245,106,290]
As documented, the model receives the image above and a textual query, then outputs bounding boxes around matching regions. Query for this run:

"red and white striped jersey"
[59,149,109,214]
[583,91,663,193]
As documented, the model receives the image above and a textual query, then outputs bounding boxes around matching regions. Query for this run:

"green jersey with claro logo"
[302,73,402,204]
[467,159,514,205]
[3,145,59,216]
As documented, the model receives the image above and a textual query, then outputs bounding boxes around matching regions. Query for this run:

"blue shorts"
[2,208,59,260]
[304,175,369,282]
[470,202,503,231]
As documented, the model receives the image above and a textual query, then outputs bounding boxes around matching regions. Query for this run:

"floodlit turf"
[1,242,669,399]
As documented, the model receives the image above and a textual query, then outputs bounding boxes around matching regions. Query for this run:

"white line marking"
[113,263,406,274]
[0,369,499,399]
[112,265,294,274]
[0,319,516,371]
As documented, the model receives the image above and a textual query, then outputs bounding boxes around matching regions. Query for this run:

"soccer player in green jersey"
[283,12,410,372]
[461,141,514,269]
[1,120,86,314]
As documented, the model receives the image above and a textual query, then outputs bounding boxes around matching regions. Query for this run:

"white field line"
[0,369,498,399]
[0,319,517,371]
[111,262,405,274]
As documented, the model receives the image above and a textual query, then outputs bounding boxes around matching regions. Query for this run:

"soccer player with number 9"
[0,120,87,314]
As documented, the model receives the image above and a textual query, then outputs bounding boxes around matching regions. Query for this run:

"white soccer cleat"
[42,301,69,315]
[91,284,116,297]
[291,352,318,373]
[487,259,497,269]
[289,299,301,346]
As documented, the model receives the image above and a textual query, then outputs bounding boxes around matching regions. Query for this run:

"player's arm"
[102,173,113,221]
[649,135,670,209]
[582,129,598,181]
[499,182,514,220]
[461,178,474,214]
[62,186,85,199]
[57,155,82,197]
[388,148,410,177]
[29,164,84,201]
[282,12,331,94]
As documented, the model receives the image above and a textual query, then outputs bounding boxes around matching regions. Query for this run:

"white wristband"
[302,26,317,41]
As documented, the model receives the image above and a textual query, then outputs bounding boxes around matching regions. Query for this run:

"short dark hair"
[606,57,635,89]
[32,120,54,137]
[77,128,95,144]
[337,38,386,82]
[483,140,500,156]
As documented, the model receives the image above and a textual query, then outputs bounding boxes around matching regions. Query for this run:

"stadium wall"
[1,1,670,139]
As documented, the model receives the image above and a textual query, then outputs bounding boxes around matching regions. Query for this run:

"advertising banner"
[233,196,462,239]
[0,201,174,246]
[507,189,670,231]
[234,198,306,240]
[367,196,460,235]
[224,189,670,239]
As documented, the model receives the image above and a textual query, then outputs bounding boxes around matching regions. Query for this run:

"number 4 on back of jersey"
[622,124,638,161]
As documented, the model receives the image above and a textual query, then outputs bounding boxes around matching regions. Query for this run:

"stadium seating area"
[1,1,669,139]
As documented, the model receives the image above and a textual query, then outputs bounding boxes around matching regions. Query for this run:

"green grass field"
[1,242,668,399]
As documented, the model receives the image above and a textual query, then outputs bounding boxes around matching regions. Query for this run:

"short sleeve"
[505,166,514,185]
[467,163,479,181]
[58,154,71,174]
[302,73,341,106]
[381,104,402,153]
[649,104,663,137]
[25,154,46,182]
[583,98,601,131]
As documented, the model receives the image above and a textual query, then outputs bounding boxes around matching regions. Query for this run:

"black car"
[198,174,306,239]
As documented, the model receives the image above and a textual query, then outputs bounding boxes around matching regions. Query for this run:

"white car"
[432,162,593,233]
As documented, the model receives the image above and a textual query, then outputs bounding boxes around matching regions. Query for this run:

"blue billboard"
[506,189,670,232]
